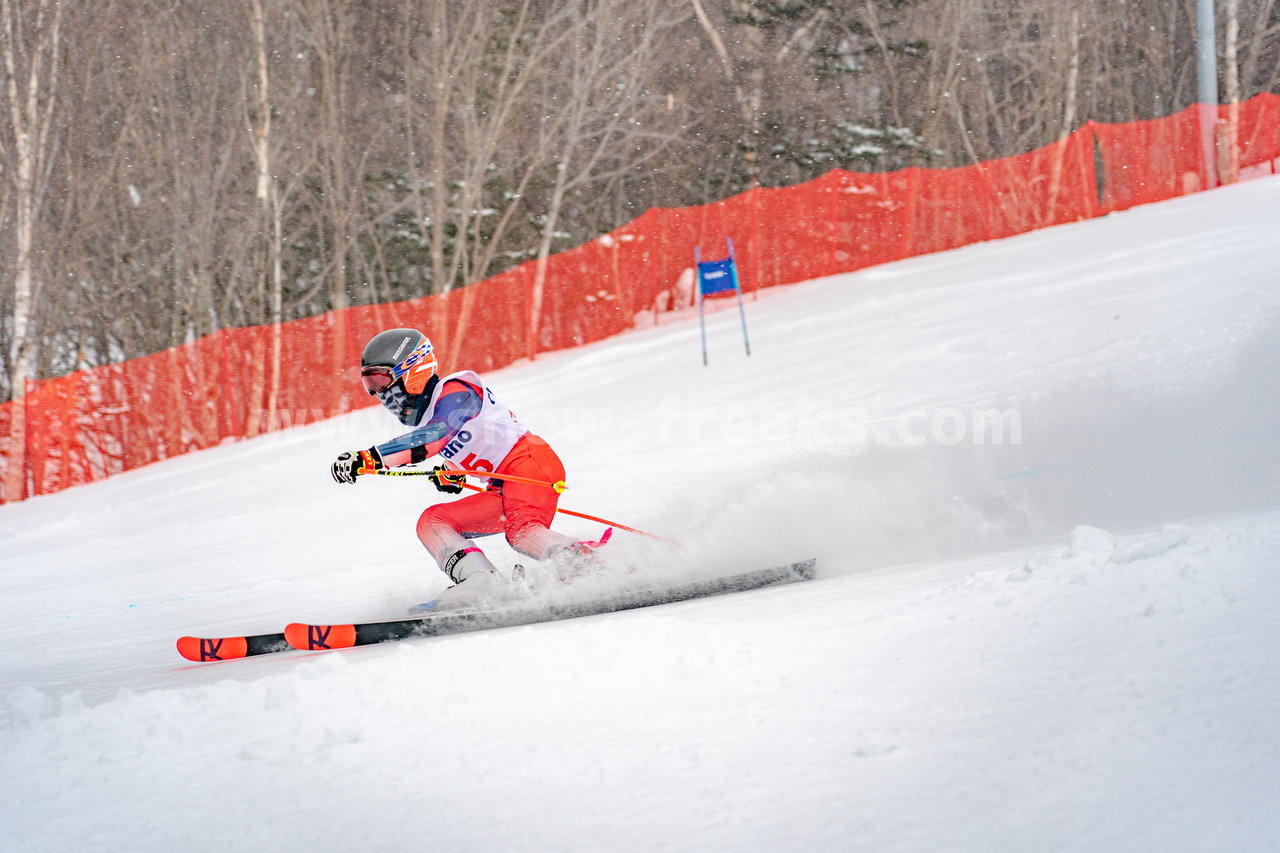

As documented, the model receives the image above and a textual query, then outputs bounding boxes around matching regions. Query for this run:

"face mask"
[375,383,418,426]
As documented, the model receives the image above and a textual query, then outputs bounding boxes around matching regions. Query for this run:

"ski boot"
[410,547,507,614]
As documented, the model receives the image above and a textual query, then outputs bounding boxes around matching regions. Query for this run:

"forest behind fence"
[4,0,1279,391]
[2,90,1278,504]
[3,0,1280,502]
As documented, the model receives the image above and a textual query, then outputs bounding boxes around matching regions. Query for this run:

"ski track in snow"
[2,176,1279,852]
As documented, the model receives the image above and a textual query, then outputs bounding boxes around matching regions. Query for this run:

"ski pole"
[365,467,670,542]
[450,481,670,540]
[554,504,673,542]
[366,467,567,493]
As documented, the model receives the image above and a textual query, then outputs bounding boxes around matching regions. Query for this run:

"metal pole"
[696,246,709,366]
[1196,0,1219,188]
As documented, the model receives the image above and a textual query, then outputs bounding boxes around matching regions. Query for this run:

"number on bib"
[460,453,494,473]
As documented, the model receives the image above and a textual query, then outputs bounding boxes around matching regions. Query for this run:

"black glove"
[428,465,466,494]
[331,448,382,484]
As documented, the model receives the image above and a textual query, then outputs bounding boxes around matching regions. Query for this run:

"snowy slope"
[2,176,1279,852]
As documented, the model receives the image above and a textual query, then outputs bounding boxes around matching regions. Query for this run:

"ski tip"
[284,622,358,651]
[576,527,613,551]
[176,635,250,662]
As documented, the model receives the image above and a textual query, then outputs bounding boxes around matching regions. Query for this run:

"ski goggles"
[360,365,397,395]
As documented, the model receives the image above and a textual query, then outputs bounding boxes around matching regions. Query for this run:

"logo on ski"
[307,625,334,650]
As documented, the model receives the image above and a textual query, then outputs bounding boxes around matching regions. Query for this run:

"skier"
[330,328,595,605]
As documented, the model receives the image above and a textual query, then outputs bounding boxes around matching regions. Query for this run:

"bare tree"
[1236,0,1280,101]
[1047,5,1083,219]
[1,0,63,499]
[1223,0,1242,182]
[689,0,763,184]
[245,0,287,430]
[525,0,685,357]
[292,0,365,313]
[378,1,581,357]
[1,0,1278,410]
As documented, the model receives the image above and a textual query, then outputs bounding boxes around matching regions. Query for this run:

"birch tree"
[1222,0,1242,183]
[1,0,63,499]
[1,0,61,399]
[391,0,580,298]
[246,0,286,429]
[526,0,683,357]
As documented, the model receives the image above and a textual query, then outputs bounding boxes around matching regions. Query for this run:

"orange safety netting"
[3,93,1278,504]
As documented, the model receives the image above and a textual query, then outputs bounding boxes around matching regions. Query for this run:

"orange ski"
[283,622,358,651]
[283,559,817,653]
[176,632,287,662]
[185,559,816,659]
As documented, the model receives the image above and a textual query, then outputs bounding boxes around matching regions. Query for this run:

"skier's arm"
[374,379,482,467]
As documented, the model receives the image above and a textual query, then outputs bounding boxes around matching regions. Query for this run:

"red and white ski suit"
[373,371,576,571]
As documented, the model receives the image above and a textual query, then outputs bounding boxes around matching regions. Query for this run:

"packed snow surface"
[3,177,1279,852]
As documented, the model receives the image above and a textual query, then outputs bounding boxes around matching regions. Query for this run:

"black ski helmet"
[360,328,438,425]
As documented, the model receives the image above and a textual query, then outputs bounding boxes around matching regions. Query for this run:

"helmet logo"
[399,339,437,395]
[392,336,413,360]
